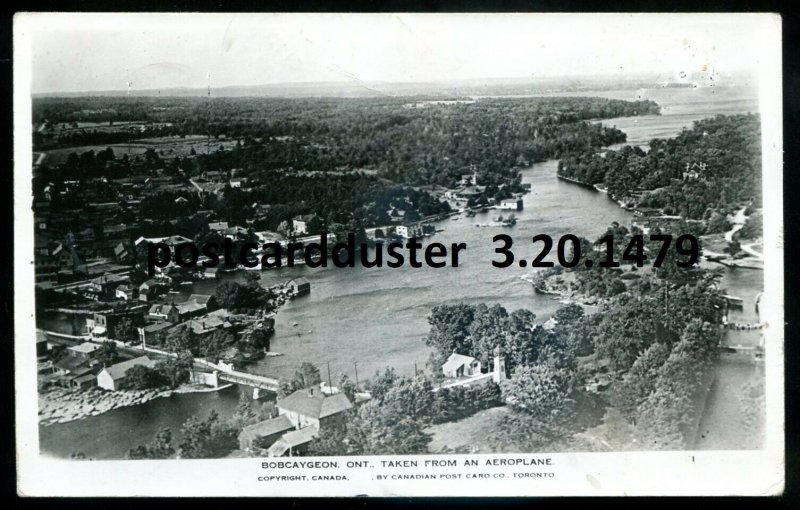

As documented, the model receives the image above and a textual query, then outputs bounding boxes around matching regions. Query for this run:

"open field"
[42,135,240,165]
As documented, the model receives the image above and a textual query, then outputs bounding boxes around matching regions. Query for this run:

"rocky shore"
[38,383,226,426]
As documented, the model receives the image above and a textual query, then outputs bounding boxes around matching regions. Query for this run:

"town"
[30,89,765,460]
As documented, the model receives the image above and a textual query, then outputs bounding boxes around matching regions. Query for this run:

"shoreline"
[39,382,232,426]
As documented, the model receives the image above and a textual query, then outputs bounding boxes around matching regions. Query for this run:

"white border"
[14,12,784,497]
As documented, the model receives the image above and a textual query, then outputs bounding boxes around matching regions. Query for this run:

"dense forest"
[34,95,660,233]
[557,114,761,221]
[35,96,658,188]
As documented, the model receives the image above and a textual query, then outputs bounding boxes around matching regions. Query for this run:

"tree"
[178,410,238,459]
[214,280,246,310]
[232,390,257,429]
[244,327,271,351]
[502,363,572,421]
[114,317,138,344]
[502,309,542,372]
[165,325,195,355]
[124,364,164,390]
[553,303,584,326]
[364,367,399,401]
[424,303,476,368]
[610,342,671,420]
[127,427,176,459]
[468,303,509,365]
[337,373,357,403]
[199,329,234,361]
[280,362,322,396]
[155,354,192,388]
[98,341,119,367]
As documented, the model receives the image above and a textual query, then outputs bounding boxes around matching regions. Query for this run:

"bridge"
[218,371,281,397]
[40,329,282,397]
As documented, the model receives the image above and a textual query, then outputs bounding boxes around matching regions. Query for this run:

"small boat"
[264,352,284,357]
[291,322,299,327]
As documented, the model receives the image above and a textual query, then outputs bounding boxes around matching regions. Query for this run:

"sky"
[19,13,779,94]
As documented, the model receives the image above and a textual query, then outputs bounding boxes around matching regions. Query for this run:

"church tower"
[493,346,507,383]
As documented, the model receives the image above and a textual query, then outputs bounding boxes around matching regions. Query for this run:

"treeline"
[35,96,659,188]
[307,369,504,456]
[558,114,762,221]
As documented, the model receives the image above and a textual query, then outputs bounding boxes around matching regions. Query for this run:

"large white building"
[97,356,157,391]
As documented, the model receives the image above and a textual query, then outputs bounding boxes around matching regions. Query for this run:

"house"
[442,352,482,378]
[395,224,423,239]
[176,299,207,320]
[97,356,157,391]
[88,273,129,298]
[114,242,133,263]
[138,321,175,347]
[67,342,102,360]
[208,221,229,232]
[498,198,523,211]
[460,171,477,186]
[287,278,310,296]
[148,303,179,323]
[238,415,294,451]
[292,214,317,235]
[139,279,167,302]
[51,243,74,269]
[86,310,138,339]
[202,170,225,183]
[267,425,320,457]
[186,294,215,309]
[174,196,189,205]
[115,284,136,300]
[134,235,193,259]
[276,384,353,430]
[185,316,230,336]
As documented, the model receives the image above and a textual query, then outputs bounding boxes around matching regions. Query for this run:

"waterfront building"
[276,384,353,430]
[96,355,157,391]
[395,224,424,239]
[287,278,311,296]
[238,415,294,452]
[267,426,320,457]
[498,198,523,211]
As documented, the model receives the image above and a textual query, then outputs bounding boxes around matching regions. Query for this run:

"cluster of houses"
[37,331,158,391]
[238,384,358,457]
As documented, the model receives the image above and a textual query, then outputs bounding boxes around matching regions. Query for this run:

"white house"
[292,214,317,235]
[395,224,423,239]
[498,198,523,211]
[442,352,482,378]
[97,356,157,391]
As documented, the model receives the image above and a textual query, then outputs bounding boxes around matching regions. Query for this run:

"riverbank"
[38,382,230,426]
[521,270,605,307]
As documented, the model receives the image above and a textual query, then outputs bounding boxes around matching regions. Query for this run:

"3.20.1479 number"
[491,233,699,269]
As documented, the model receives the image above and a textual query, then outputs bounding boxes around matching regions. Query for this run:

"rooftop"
[240,415,294,441]
[442,352,477,373]
[68,342,102,355]
[277,385,353,420]
[102,356,157,381]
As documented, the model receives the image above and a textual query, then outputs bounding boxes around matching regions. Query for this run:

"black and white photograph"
[14,13,784,496]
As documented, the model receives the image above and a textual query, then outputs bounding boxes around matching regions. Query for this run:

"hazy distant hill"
[34,71,754,98]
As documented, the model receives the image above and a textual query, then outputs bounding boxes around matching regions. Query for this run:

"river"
[39,84,763,458]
